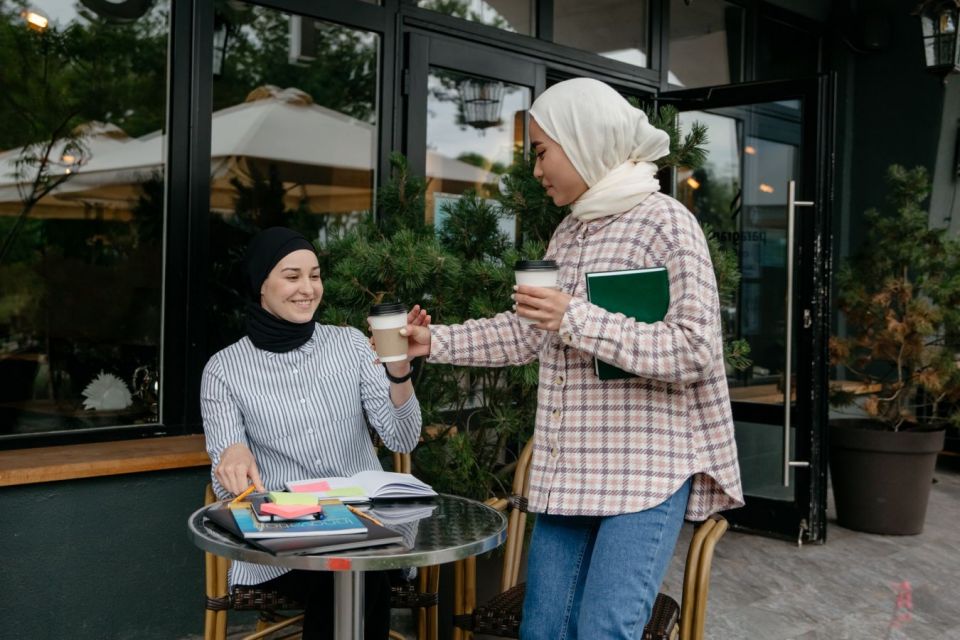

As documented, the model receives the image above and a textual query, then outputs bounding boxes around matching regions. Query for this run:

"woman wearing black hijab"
[201,227,426,638]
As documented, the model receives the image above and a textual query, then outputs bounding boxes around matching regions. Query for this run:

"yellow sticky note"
[268,492,318,505]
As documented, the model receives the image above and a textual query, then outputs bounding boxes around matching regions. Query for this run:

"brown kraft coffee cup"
[368,302,408,363]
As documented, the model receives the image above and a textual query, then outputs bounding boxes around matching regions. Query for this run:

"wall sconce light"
[21,7,49,31]
[213,17,231,78]
[915,0,960,78]
[459,78,505,130]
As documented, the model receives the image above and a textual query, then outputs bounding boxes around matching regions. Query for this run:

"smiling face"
[260,249,323,323]
[530,118,589,207]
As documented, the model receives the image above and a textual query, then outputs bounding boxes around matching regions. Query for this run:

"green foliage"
[375,153,431,239]
[626,98,709,171]
[497,151,569,246]
[645,104,709,171]
[703,223,751,372]
[214,4,377,121]
[830,165,960,430]
[437,189,509,260]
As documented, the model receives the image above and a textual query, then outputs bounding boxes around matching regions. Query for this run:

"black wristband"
[383,362,414,384]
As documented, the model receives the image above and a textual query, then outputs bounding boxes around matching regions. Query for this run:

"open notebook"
[286,470,437,503]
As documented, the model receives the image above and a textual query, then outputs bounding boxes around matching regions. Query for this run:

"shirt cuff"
[559,297,604,353]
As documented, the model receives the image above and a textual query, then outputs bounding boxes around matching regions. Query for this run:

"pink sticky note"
[261,503,323,518]
[292,481,331,492]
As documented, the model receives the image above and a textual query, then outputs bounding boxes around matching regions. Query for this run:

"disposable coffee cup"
[368,302,408,363]
[514,260,559,325]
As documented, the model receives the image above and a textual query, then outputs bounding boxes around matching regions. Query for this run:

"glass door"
[403,33,545,233]
[661,77,833,543]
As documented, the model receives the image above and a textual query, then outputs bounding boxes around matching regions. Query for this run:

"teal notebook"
[585,266,670,381]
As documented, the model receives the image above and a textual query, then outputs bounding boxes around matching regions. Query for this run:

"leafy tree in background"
[213,3,378,121]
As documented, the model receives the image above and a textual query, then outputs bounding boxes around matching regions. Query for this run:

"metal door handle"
[784,180,813,487]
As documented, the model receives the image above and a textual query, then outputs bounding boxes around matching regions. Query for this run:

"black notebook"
[205,506,405,556]
[585,266,670,380]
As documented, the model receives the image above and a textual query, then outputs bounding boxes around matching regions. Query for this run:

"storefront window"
[0,1,168,438]
[416,0,535,35]
[424,68,530,238]
[669,0,744,88]
[206,5,380,354]
[553,0,650,68]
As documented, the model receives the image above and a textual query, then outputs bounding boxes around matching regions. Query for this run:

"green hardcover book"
[585,266,670,380]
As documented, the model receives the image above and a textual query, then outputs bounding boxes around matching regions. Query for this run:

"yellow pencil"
[347,504,384,528]
[230,484,256,504]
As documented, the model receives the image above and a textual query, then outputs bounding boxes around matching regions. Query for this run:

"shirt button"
[299,398,306,404]
[555,375,564,384]
[315,459,322,465]
[307,429,314,434]
[551,447,559,458]
[292,368,299,374]
[552,409,560,417]
[562,333,572,344]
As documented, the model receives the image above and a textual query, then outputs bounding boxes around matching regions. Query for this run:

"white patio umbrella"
[0,122,139,219]
[0,86,497,219]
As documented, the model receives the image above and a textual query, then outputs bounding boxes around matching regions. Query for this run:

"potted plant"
[829,165,957,534]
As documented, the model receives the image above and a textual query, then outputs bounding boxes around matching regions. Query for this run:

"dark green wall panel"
[1,469,210,640]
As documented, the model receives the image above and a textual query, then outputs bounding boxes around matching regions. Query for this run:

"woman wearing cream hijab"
[403,78,743,639]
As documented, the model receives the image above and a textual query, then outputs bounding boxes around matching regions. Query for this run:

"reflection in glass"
[207,6,380,353]
[553,0,649,68]
[669,0,744,88]
[417,0,535,35]
[0,1,169,436]
[425,69,530,239]
[678,102,801,401]
[678,102,802,500]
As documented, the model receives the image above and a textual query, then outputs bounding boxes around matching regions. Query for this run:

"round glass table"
[188,494,507,640]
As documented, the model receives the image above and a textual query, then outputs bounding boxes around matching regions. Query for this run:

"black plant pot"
[829,419,945,535]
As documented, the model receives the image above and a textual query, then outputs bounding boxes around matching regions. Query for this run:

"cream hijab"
[528,78,671,221]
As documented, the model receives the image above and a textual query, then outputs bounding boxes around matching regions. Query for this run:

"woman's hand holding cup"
[368,303,432,361]
[401,304,432,359]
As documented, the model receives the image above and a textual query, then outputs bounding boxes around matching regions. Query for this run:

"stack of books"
[204,472,437,556]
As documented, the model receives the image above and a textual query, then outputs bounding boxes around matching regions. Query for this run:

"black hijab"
[244,227,317,353]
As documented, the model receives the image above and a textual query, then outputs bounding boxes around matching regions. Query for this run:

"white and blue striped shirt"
[201,323,422,586]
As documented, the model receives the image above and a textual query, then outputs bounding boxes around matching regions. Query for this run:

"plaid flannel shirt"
[428,193,743,520]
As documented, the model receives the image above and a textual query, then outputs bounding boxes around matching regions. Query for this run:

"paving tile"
[659,463,960,640]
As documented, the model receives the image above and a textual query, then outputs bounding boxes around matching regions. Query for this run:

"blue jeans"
[519,478,692,640]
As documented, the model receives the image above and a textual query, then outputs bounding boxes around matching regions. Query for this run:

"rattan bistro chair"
[203,452,440,640]
[451,439,729,640]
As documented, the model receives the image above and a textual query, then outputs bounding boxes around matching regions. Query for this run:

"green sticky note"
[325,487,366,498]
[269,492,318,505]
